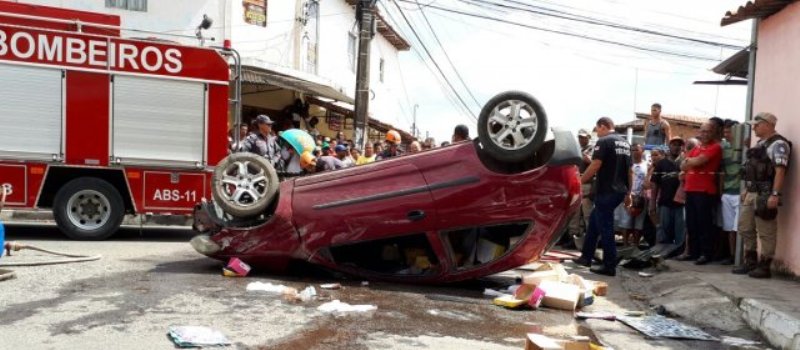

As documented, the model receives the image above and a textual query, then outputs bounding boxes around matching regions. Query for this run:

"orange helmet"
[300,152,316,170]
[386,130,401,145]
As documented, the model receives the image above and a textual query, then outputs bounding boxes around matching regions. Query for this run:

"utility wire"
[379,1,477,121]
[390,0,478,120]
[397,0,721,61]
[526,0,749,44]
[415,0,483,109]
[462,0,744,50]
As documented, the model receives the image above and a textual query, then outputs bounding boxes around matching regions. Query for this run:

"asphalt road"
[0,224,585,350]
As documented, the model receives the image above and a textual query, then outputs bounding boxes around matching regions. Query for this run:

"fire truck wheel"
[212,152,279,218]
[53,178,125,240]
[477,91,548,163]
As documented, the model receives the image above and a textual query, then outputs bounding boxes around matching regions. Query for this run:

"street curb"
[740,298,800,350]
[663,261,800,350]
[1,210,191,227]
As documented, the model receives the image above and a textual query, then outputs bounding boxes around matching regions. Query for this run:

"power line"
[379,1,477,122]
[396,0,721,61]
[462,0,744,50]
[389,0,478,121]
[415,1,483,109]
[528,0,749,43]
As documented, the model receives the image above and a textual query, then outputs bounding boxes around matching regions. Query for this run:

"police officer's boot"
[748,258,772,279]
[732,251,758,275]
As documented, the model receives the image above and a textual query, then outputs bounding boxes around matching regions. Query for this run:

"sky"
[378,0,753,144]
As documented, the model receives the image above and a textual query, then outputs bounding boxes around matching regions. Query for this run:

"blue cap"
[334,144,347,153]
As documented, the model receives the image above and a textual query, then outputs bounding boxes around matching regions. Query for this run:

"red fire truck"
[0,2,239,239]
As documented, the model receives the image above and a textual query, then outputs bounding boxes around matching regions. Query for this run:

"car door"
[292,160,440,275]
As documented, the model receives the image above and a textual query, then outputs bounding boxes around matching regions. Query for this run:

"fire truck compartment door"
[112,76,206,165]
[0,64,63,159]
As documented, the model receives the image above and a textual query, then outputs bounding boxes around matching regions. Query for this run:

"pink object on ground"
[225,257,251,277]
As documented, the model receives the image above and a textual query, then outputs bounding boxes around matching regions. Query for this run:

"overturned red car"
[191,91,582,283]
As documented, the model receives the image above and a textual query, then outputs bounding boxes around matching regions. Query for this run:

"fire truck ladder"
[215,46,243,152]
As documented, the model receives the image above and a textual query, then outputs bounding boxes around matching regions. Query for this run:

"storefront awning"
[306,96,415,142]
[241,66,354,104]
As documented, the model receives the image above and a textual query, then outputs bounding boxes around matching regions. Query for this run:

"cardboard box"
[525,334,593,350]
[538,281,581,311]
[592,281,608,296]
[514,284,546,309]
[477,238,506,263]
[525,334,561,350]
[522,270,562,286]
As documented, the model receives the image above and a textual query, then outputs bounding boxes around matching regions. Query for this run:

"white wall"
[19,0,225,46]
[16,0,410,131]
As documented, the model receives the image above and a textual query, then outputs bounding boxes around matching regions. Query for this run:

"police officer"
[572,117,632,277]
[242,114,281,169]
[733,112,792,278]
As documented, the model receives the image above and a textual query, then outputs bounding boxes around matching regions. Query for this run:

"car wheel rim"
[66,190,112,230]
[219,160,269,206]
[486,99,538,151]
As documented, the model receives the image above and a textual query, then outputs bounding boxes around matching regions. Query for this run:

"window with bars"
[106,0,147,12]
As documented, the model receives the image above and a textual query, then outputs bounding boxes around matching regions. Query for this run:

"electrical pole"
[354,0,376,150]
[412,104,418,139]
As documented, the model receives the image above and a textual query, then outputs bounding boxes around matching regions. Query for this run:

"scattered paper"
[167,326,231,348]
[320,283,341,290]
[483,288,505,297]
[247,282,293,294]
[297,286,317,302]
[317,300,377,314]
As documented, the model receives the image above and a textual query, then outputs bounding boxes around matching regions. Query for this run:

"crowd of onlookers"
[227,113,471,177]
[570,103,791,279]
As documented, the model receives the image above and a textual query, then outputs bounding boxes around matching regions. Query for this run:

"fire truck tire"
[212,152,279,218]
[477,91,548,163]
[53,178,125,240]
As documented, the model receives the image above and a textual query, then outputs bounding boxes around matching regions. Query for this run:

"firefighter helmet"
[386,130,401,145]
[300,152,316,171]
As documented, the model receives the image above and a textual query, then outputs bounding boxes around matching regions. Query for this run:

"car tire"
[212,152,279,218]
[53,177,125,240]
[477,91,548,163]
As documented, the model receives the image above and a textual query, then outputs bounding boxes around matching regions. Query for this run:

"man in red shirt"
[680,120,723,265]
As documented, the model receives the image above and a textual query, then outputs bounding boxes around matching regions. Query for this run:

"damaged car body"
[191,91,583,283]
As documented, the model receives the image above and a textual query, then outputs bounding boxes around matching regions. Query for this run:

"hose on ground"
[0,241,102,267]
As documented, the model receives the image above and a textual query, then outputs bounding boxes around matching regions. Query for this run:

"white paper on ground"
[298,286,317,302]
[246,282,290,294]
[317,300,377,313]
[167,325,231,347]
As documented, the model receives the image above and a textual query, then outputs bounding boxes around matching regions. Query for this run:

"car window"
[443,221,531,269]
[327,233,440,276]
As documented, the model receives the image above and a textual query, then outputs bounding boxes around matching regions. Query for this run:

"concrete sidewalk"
[665,260,800,350]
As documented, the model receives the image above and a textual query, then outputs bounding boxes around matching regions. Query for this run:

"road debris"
[320,283,341,290]
[616,315,717,341]
[317,300,377,314]
[524,333,602,350]
[167,325,231,348]
[246,282,297,296]
[223,257,251,277]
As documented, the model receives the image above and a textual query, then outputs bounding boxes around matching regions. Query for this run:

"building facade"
[723,0,800,276]
[17,0,414,146]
